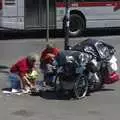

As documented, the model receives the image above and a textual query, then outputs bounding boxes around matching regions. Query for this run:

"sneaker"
[26,87,31,92]
[12,89,19,93]
[22,89,31,94]
[2,90,11,94]
[11,89,22,95]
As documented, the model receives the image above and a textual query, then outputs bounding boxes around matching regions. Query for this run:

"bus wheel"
[69,14,85,36]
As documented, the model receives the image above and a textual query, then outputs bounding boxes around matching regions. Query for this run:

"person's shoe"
[22,89,29,94]
[11,89,19,93]
[2,90,11,94]
[22,89,31,94]
[11,89,22,95]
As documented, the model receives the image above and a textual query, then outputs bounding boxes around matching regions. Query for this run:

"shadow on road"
[30,87,115,100]
[31,90,74,100]
[0,65,9,74]
[0,65,9,69]
[1,88,12,91]
[0,28,120,40]
[91,88,115,93]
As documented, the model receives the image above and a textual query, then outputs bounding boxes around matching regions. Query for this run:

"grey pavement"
[0,36,120,120]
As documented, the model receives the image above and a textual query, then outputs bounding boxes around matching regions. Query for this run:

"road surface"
[0,36,120,120]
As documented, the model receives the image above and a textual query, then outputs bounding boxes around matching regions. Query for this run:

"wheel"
[69,14,85,36]
[73,75,88,99]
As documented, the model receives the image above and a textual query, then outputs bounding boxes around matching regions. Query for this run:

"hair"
[27,53,40,62]
[46,41,55,49]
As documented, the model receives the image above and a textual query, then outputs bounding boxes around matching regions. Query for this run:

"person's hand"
[23,75,34,88]
[47,53,55,58]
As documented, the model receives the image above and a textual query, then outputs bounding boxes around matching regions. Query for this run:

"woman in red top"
[40,42,60,86]
[9,53,39,93]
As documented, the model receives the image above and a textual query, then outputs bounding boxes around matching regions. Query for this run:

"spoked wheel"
[73,75,88,99]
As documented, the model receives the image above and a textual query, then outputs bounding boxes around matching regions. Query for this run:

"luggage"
[104,72,119,84]
[71,38,115,61]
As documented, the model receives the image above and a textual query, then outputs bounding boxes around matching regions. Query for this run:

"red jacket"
[10,57,32,77]
[40,48,60,63]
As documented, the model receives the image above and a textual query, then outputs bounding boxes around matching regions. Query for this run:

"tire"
[69,14,85,36]
[73,75,88,99]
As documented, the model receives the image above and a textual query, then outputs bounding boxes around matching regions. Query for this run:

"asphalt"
[0,34,120,120]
